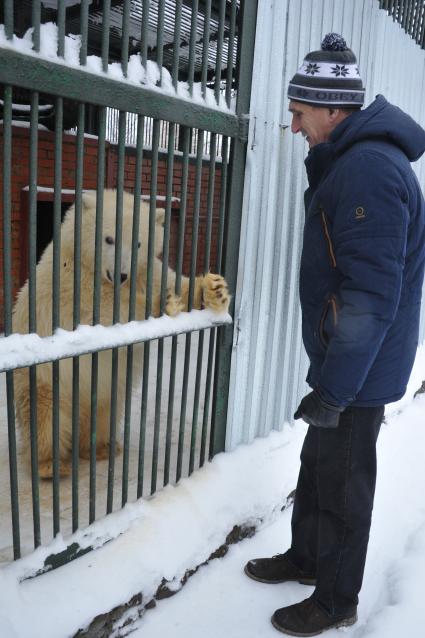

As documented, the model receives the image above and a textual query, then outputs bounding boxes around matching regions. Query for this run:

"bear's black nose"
[120,273,128,284]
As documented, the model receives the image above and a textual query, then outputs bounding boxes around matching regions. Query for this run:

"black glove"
[294,389,344,428]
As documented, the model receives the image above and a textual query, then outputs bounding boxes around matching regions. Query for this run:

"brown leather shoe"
[244,551,316,586]
[271,597,357,636]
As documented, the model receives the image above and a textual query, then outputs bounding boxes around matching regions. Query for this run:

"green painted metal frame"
[0,0,258,565]
[0,48,239,137]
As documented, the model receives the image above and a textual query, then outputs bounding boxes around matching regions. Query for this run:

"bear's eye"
[138,241,141,248]
[105,236,114,245]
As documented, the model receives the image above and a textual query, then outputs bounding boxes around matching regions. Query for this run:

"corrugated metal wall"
[226,0,425,449]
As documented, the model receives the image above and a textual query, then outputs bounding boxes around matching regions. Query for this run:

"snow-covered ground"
[0,346,424,637]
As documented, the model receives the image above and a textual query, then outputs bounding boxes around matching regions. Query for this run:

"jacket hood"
[331,94,425,162]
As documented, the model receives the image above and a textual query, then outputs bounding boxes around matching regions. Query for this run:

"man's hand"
[294,389,344,428]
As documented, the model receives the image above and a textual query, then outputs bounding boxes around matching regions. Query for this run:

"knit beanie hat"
[287,33,365,108]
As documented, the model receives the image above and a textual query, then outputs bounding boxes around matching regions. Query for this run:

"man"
[244,33,425,636]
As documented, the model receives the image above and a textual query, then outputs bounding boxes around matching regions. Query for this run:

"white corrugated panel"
[226,0,425,450]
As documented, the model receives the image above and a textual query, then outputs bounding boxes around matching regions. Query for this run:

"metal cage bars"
[379,0,425,48]
[0,0,254,564]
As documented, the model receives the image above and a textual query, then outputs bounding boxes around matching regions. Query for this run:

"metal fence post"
[210,0,259,457]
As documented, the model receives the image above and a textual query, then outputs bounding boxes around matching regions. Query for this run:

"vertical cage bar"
[226,1,237,107]
[201,0,212,97]
[156,0,166,85]
[210,0,258,457]
[189,331,203,475]
[205,134,229,462]
[80,0,89,64]
[214,0,227,103]
[121,0,131,77]
[57,0,66,58]
[148,120,161,494]
[52,97,63,536]
[141,0,151,69]
[32,0,41,52]
[29,92,41,547]
[89,107,107,523]
[122,115,145,507]
[188,0,199,96]
[101,0,111,73]
[3,86,21,559]
[137,119,160,497]
[172,0,183,89]
[151,124,175,493]
[106,111,126,515]
[182,130,205,476]
[71,103,85,532]
[4,0,13,39]
[174,128,191,483]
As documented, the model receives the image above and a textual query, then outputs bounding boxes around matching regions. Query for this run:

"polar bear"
[12,189,230,478]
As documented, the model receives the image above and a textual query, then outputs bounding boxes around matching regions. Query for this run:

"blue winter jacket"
[300,95,425,407]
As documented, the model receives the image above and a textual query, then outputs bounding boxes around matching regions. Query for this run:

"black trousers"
[288,405,384,616]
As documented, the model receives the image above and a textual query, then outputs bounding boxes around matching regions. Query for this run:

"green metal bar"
[178,129,204,479]
[29,92,41,548]
[200,329,215,466]
[175,128,191,295]
[89,108,107,523]
[0,49,240,138]
[146,120,160,318]
[225,1,237,107]
[4,0,13,39]
[188,131,205,309]
[210,0,258,458]
[165,128,191,485]
[138,119,160,497]
[137,341,149,498]
[172,0,183,90]
[149,118,163,495]
[141,0,150,68]
[80,0,89,65]
[156,0,166,85]
[201,0,212,98]
[122,115,145,507]
[163,334,177,486]
[151,337,163,494]
[189,330,204,475]
[52,97,63,536]
[214,0,226,103]
[2,86,21,559]
[57,0,66,58]
[153,124,175,492]
[32,0,41,52]
[101,0,111,73]
[176,333,191,482]
[71,105,85,532]
[188,0,199,96]
[106,111,126,514]
[121,0,131,77]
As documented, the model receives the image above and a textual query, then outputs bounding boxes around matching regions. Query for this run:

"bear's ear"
[155,208,165,227]
[82,190,97,210]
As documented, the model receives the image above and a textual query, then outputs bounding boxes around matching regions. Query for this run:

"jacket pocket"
[319,295,338,347]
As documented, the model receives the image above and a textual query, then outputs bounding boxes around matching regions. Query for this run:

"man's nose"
[291,118,301,134]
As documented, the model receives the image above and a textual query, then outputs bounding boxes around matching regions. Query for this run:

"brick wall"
[0,124,223,331]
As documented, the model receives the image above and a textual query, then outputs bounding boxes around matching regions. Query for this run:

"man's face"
[288,100,336,148]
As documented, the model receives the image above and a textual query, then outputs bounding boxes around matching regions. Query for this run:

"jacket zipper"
[320,207,337,268]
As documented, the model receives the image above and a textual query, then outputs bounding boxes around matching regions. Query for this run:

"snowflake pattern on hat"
[305,63,321,75]
[331,64,350,77]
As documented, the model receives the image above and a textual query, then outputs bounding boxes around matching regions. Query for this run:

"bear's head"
[71,190,165,286]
